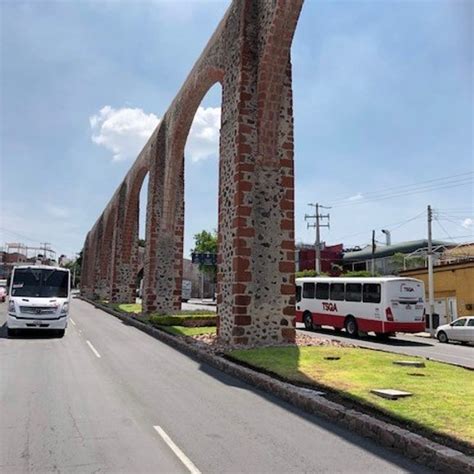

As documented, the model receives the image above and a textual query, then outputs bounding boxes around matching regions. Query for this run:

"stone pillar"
[80,233,94,299]
[216,1,299,344]
[110,183,132,303]
[142,125,171,314]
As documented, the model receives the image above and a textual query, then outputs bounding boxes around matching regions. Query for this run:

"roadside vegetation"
[160,326,217,337]
[106,302,216,336]
[229,345,474,447]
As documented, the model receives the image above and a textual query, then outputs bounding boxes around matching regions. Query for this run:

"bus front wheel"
[344,317,358,337]
[303,312,314,331]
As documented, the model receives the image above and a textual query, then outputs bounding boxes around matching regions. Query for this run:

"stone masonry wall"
[81,0,304,345]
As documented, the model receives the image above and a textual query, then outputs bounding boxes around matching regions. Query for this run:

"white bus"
[7,265,71,337]
[296,276,425,337]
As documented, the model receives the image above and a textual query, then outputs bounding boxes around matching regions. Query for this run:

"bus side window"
[316,283,329,300]
[303,282,315,299]
[346,283,362,302]
[363,284,381,303]
[330,283,345,301]
[296,285,302,303]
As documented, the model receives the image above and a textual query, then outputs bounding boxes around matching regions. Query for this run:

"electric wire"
[326,171,473,205]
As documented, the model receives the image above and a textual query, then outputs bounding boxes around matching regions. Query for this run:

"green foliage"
[113,303,142,314]
[192,230,217,277]
[342,270,375,277]
[149,314,217,327]
[160,326,217,337]
[295,270,328,278]
[391,252,426,273]
[138,238,146,248]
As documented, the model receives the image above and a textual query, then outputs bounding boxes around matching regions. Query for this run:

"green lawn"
[159,326,216,336]
[229,346,474,445]
[113,303,142,314]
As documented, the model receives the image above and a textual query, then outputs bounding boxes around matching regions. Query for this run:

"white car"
[436,317,474,344]
[0,285,6,303]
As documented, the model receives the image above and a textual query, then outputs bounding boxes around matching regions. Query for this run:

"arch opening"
[182,82,222,307]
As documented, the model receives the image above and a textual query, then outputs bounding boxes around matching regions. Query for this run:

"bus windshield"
[11,268,69,298]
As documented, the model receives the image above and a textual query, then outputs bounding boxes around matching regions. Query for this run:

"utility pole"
[40,242,52,263]
[427,205,435,337]
[305,203,330,274]
[371,230,376,276]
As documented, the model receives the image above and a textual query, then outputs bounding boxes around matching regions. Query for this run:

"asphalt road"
[296,325,474,368]
[0,299,433,474]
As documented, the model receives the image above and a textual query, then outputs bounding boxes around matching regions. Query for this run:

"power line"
[0,227,44,244]
[326,171,473,206]
[331,178,473,208]
[435,218,455,241]
[331,210,425,242]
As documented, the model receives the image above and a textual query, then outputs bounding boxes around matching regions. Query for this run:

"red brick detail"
[235,315,251,326]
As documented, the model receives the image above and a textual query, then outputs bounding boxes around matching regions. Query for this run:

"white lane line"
[86,340,101,358]
[70,319,76,326]
[153,426,201,474]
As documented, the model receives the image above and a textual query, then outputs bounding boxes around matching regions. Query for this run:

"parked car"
[436,317,474,344]
[0,285,6,302]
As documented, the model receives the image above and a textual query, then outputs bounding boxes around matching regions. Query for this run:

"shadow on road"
[0,322,62,340]
[196,344,432,474]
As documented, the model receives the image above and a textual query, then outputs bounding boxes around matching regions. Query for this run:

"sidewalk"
[187,298,216,307]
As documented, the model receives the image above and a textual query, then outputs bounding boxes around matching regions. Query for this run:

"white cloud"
[348,193,363,201]
[90,106,160,162]
[90,105,220,163]
[185,106,221,162]
[462,218,473,229]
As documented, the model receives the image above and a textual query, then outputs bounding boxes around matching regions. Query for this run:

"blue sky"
[0,0,472,259]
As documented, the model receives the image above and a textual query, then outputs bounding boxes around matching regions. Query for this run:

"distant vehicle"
[7,265,71,337]
[436,317,474,344]
[182,279,192,302]
[0,280,7,302]
[296,276,426,337]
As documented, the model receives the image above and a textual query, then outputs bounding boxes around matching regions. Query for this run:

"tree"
[390,252,425,274]
[192,230,217,277]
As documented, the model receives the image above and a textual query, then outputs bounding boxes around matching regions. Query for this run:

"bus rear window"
[303,283,315,299]
[363,284,381,303]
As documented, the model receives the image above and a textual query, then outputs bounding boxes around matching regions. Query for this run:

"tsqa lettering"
[322,302,338,312]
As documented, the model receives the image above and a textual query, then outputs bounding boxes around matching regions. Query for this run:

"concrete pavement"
[1,299,432,473]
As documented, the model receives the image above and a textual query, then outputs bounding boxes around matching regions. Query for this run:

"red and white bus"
[295,277,425,337]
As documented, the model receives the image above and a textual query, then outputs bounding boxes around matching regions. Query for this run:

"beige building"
[400,260,474,324]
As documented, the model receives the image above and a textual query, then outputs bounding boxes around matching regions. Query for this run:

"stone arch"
[83,0,305,344]
[256,0,303,166]
[159,68,224,311]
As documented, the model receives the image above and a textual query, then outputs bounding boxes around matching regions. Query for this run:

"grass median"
[229,345,474,447]
[160,326,217,337]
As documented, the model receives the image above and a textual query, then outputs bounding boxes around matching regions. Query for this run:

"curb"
[78,296,474,473]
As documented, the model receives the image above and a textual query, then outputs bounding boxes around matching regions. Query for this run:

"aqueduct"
[81,0,304,345]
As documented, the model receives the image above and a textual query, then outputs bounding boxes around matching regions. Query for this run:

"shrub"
[343,270,377,277]
[295,270,328,278]
[149,314,217,327]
